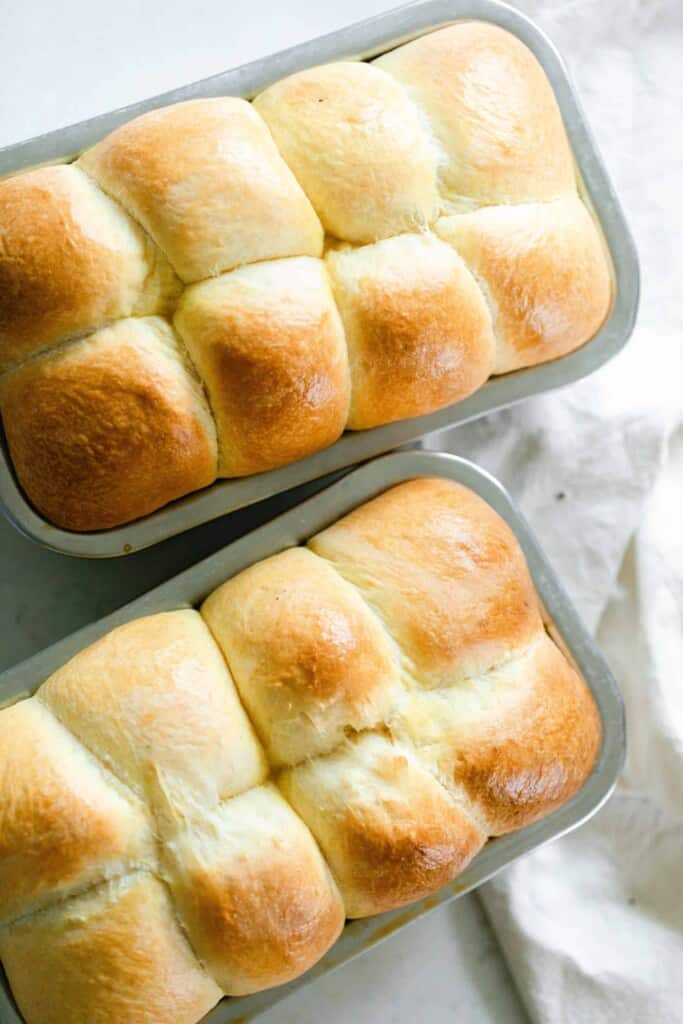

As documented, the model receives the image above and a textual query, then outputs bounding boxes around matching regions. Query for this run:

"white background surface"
[1,2,681,1022]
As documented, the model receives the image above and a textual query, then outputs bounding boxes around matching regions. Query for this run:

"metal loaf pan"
[0,0,639,557]
[0,450,625,1024]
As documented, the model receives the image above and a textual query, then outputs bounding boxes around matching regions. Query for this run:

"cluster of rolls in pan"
[0,477,601,1023]
[0,23,611,531]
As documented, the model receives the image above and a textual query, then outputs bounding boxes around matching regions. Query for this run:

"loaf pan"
[0,0,639,557]
[0,449,626,1024]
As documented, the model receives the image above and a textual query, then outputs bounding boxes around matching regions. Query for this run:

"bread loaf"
[0,23,612,531]
[0,477,601,1023]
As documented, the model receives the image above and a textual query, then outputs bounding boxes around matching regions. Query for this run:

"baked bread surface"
[0,23,611,531]
[0,477,601,1023]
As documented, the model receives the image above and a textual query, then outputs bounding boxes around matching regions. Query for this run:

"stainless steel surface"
[0,450,626,1024]
[0,0,640,557]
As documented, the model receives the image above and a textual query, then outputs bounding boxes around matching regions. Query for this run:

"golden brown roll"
[309,476,543,685]
[0,165,179,368]
[392,632,602,835]
[0,699,154,925]
[39,610,267,818]
[79,98,323,282]
[0,317,217,531]
[0,873,222,1024]
[374,21,576,207]
[326,233,495,429]
[253,62,438,243]
[279,732,485,917]
[173,257,349,477]
[165,785,344,994]
[436,197,612,372]
[201,546,400,765]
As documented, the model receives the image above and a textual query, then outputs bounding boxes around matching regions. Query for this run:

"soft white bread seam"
[0,868,147,933]
[0,868,220,991]
[39,689,332,992]
[0,699,157,929]
[27,697,221,983]
[199,580,489,840]
[255,551,543,836]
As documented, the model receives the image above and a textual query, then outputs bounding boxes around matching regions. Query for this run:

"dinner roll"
[0,699,153,926]
[0,873,222,1024]
[0,317,217,531]
[253,62,438,242]
[174,257,349,476]
[79,98,323,282]
[374,21,575,207]
[201,546,400,766]
[279,732,486,917]
[309,476,542,685]
[392,632,601,834]
[0,165,179,368]
[326,233,495,429]
[165,785,344,994]
[39,610,267,819]
[436,197,612,372]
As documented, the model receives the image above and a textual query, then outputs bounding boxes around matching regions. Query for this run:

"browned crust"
[326,234,495,429]
[436,197,612,372]
[0,699,152,925]
[450,637,602,834]
[0,874,221,1024]
[336,792,484,917]
[279,735,486,918]
[166,786,345,994]
[182,843,343,994]
[0,372,603,1018]
[174,259,349,477]
[0,165,178,368]
[309,476,543,684]
[0,24,604,536]
[200,547,400,765]
[79,98,323,282]
[0,318,217,531]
